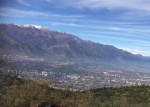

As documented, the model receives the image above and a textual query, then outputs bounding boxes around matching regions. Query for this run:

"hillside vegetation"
[1,72,150,107]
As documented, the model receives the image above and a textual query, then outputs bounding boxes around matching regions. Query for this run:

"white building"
[42,71,49,77]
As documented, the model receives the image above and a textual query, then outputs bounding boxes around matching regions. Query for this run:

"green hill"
[1,72,150,107]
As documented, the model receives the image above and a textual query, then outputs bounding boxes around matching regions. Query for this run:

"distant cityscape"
[9,55,150,91]
[22,67,150,91]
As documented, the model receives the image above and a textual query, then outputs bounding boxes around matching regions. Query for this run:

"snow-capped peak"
[19,24,47,30]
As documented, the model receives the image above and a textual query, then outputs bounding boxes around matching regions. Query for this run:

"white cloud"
[50,22,81,27]
[44,0,52,2]
[0,7,46,16]
[0,7,85,18]
[49,20,150,36]
[50,0,150,11]
[76,29,150,46]
[120,47,150,56]
[17,0,31,6]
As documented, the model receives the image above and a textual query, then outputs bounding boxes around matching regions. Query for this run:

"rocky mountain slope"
[0,23,148,61]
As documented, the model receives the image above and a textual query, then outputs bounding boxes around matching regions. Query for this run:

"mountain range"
[0,23,149,62]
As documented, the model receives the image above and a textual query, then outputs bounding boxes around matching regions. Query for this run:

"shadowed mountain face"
[0,24,148,61]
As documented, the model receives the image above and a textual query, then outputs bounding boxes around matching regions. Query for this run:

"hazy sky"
[0,0,150,56]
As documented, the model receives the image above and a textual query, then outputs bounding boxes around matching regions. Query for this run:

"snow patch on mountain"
[18,24,47,30]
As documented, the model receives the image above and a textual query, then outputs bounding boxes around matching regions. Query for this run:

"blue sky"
[0,0,150,56]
